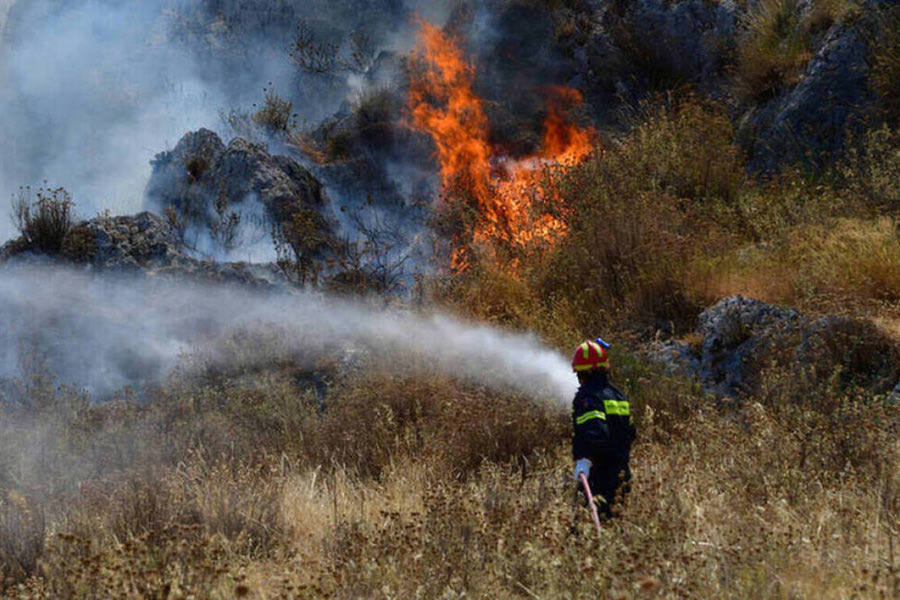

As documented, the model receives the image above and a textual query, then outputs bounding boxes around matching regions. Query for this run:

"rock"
[576,0,739,111]
[1,210,285,286]
[569,0,879,171]
[646,339,701,378]
[696,297,802,395]
[214,137,328,217]
[0,236,29,262]
[616,0,738,86]
[146,129,336,258]
[84,212,288,285]
[81,212,187,270]
[647,296,900,397]
[891,381,900,401]
[740,22,875,172]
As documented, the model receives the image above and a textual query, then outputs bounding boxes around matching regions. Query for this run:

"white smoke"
[0,0,12,45]
[0,0,226,242]
[0,0,454,245]
[0,264,577,404]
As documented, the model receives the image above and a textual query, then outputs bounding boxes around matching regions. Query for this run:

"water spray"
[0,264,578,403]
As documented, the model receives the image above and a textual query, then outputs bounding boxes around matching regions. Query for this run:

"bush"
[252,86,294,134]
[842,123,900,211]
[870,5,900,125]
[538,186,704,333]
[0,491,44,589]
[304,370,568,479]
[617,98,745,204]
[352,87,399,149]
[11,186,75,254]
[531,99,743,331]
[734,0,812,102]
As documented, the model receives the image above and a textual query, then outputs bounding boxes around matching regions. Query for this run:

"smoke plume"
[0,0,452,243]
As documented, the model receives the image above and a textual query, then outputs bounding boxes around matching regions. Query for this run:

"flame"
[408,21,596,271]
[539,86,595,164]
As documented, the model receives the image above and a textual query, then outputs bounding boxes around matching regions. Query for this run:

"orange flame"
[408,21,596,271]
[539,86,595,164]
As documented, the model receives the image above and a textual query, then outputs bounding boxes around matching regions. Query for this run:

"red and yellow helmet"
[571,340,610,373]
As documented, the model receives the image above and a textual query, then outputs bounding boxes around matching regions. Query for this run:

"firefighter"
[571,339,635,519]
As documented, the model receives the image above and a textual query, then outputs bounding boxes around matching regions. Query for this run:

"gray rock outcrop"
[739,22,875,171]
[568,0,878,171]
[592,0,739,91]
[649,296,900,397]
[1,211,283,286]
[146,129,336,258]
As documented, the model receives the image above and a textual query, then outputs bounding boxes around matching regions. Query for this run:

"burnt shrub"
[353,87,400,149]
[272,207,334,286]
[11,186,75,254]
[252,86,294,134]
[326,129,355,162]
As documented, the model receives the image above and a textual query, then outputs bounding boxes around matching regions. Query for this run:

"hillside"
[2,0,900,598]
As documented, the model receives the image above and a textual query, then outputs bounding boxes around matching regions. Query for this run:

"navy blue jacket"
[571,371,636,464]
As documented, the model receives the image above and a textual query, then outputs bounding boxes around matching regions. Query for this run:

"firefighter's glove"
[573,458,592,482]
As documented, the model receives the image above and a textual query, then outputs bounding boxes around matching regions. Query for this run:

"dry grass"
[695,217,900,314]
[1,340,897,598]
[870,5,900,125]
[734,0,812,102]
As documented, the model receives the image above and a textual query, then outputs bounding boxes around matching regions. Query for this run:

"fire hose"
[579,472,603,538]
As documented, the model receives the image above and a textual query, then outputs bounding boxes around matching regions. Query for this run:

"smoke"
[0,0,454,245]
[0,263,577,404]
[0,1,222,240]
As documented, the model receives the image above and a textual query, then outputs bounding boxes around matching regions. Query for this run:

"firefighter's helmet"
[571,340,610,372]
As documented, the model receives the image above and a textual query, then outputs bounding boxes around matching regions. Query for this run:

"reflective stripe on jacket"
[572,371,636,461]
